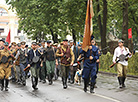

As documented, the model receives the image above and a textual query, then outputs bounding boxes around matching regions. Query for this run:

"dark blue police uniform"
[80,45,99,93]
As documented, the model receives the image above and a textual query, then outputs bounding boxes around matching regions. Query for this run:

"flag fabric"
[6,29,10,45]
[82,0,94,52]
[128,28,132,39]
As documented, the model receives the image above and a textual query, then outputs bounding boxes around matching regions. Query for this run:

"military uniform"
[10,42,17,82]
[56,39,74,89]
[15,41,27,86]
[38,40,46,83]
[43,41,56,85]
[79,45,99,93]
[0,42,14,91]
[27,42,41,90]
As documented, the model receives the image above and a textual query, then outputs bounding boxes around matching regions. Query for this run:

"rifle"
[24,56,40,71]
[109,53,129,68]
[73,56,84,67]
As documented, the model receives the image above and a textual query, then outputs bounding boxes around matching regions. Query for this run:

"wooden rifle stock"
[24,66,30,71]
[109,63,116,68]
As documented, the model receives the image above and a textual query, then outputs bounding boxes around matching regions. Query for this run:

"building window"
[0,8,8,16]
[0,28,4,33]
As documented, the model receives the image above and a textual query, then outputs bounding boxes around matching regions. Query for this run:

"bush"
[99,52,138,76]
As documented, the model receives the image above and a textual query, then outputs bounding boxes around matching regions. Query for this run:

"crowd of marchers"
[0,36,132,93]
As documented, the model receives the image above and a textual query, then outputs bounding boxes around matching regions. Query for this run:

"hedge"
[99,52,138,76]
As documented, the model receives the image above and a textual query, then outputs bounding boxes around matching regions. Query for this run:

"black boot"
[64,77,67,89]
[48,74,52,85]
[5,79,9,91]
[34,77,38,90]
[84,80,88,92]
[118,77,123,88]
[32,77,36,90]
[70,75,74,84]
[1,79,4,91]
[122,77,126,88]
[62,77,65,88]
[90,82,95,93]
[62,77,67,89]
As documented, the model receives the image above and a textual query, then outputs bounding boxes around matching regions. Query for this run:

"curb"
[99,71,138,78]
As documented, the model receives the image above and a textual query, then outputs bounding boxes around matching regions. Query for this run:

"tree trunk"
[102,0,107,54]
[72,29,76,45]
[122,0,128,47]
[50,29,58,43]
[96,0,103,36]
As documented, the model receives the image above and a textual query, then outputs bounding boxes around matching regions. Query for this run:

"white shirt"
[113,46,131,66]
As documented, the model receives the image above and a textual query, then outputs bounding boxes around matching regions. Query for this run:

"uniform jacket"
[80,45,99,68]
[27,49,41,68]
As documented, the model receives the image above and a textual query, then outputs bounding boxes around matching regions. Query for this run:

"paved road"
[0,74,138,102]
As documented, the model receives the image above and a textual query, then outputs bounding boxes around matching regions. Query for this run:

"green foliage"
[99,52,138,76]
[128,53,138,75]
[5,0,138,43]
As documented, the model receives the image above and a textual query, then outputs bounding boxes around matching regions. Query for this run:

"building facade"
[0,1,31,45]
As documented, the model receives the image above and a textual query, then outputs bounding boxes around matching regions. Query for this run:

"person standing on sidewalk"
[113,39,132,88]
[56,39,74,89]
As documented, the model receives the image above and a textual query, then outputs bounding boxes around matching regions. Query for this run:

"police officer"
[15,41,27,86]
[78,36,99,93]
[0,42,14,91]
[27,42,42,90]
[56,39,74,89]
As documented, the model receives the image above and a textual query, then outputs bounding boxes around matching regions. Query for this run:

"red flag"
[82,0,94,52]
[128,28,132,39]
[6,29,11,45]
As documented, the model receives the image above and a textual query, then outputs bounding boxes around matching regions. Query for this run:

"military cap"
[91,35,95,40]
[41,40,45,43]
[4,42,9,46]
[53,43,58,46]
[25,45,28,47]
[0,38,5,43]
[17,43,21,47]
[118,39,124,43]
[60,42,63,45]
[69,40,73,43]
[32,42,37,45]
[46,40,51,43]
[21,41,26,45]
[38,43,41,46]
[11,42,16,46]
[78,44,81,47]
[63,39,68,41]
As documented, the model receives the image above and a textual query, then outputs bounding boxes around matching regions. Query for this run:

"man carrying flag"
[78,0,99,93]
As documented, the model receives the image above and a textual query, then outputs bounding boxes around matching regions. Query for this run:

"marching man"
[113,39,132,88]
